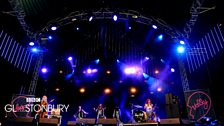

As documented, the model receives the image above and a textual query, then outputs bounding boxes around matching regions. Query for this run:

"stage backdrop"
[184,89,216,121]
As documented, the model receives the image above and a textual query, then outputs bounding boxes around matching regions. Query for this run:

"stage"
[3,117,196,126]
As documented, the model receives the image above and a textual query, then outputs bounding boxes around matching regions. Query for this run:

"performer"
[94,104,106,124]
[74,106,88,119]
[144,98,156,121]
[36,95,48,118]
[113,106,121,123]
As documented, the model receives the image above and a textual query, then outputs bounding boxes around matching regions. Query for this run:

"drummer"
[144,99,156,121]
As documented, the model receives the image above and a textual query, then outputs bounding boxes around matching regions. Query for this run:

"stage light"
[171,68,175,72]
[142,73,149,79]
[104,88,111,94]
[180,40,185,45]
[154,70,159,74]
[80,88,85,93]
[157,34,163,41]
[160,59,165,63]
[119,80,123,83]
[68,56,73,61]
[87,68,92,74]
[128,26,132,30]
[51,26,57,31]
[124,67,136,74]
[31,47,38,53]
[157,87,162,92]
[130,87,137,94]
[91,69,98,73]
[95,59,100,64]
[145,57,150,60]
[113,15,118,21]
[177,46,185,53]
[152,25,158,29]
[41,67,48,73]
[76,27,79,30]
[55,88,60,92]
[89,16,93,21]
[106,70,111,74]
[72,18,77,21]
[117,59,120,63]
[29,42,34,46]
[59,70,63,74]
[48,36,53,40]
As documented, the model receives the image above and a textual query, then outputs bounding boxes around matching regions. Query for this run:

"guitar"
[36,99,55,118]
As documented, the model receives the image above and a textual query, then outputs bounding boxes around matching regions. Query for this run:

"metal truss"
[40,8,184,39]
[28,52,43,95]
[183,0,215,39]
[180,0,215,92]
[7,0,35,39]
[7,0,44,95]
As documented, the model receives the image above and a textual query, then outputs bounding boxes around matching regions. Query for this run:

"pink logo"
[187,91,212,121]
[10,96,31,117]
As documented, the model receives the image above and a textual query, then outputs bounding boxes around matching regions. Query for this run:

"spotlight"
[142,73,149,79]
[106,70,111,74]
[89,16,93,21]
[157,34,163,41]
[87,68,92,74]
[152,25,158,29]
[157,87,162,92]
[41,67,48,73]
[29,42,35,46]
[68,56,73,61]
[31,47,38,53]
[80,88,85,93]
[76,27,79,30]
[171,68,175,72]
[59,70,63,74]
[113,15,118,21]
[51,26,57,31]
[55,88,60,92]
[130,87,137,94]
[180,40,185,45]
[154,70,159,74]
[128,26,132,30]
[48,36,53,40]
[95,59,100,64]
[91,69,98,73]
[116,59,120,63]
[124,67,136,74]
[104,88,111,94]
[177,46,185,53]
[145,57,150,60]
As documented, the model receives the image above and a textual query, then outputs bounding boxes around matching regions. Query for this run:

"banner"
[184,89,216,121]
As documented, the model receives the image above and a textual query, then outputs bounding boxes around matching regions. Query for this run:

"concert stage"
[4,117,195,126]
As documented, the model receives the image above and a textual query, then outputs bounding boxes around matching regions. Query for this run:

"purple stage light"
[29,42,34,46]
[87,68,92,74]
[91,69,98,73]
[41,67,48,73]
[157,87,162,92]
[171,68,175,72]
[68,56,73,61]
[124,67,136,74]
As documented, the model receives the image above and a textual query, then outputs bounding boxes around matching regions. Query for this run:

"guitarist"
[36,95,49,118]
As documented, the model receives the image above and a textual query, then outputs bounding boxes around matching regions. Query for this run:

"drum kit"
[131,104,157,123]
